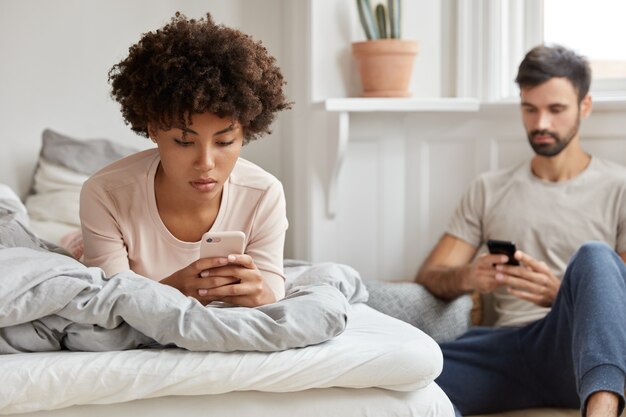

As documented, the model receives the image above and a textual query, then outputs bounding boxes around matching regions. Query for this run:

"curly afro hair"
[108,12,292,143]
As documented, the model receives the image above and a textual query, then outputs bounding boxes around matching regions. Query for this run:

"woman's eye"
[217,139,236,147]
[174,139,193,146]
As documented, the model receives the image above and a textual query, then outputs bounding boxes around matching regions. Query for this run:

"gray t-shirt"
[447,157,626,327]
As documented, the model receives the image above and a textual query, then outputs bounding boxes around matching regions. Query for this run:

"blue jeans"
[437,242,626,416]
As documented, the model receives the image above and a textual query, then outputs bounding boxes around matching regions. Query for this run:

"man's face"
[520,77,591,157]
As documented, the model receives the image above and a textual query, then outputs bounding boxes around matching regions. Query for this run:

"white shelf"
[592,96,626,111]
[324,97,481,112]
[480,96,626,112]
[321,95,626,219]
[322,97,479,219]
[325,96,626,113]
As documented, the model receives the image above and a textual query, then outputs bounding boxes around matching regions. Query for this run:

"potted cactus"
[352,0,419,97]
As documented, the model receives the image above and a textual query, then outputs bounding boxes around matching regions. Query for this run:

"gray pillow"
[25,130,140,238]
[40,129,138,176]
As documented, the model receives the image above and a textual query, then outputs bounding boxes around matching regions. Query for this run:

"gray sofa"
[364,280,473,343]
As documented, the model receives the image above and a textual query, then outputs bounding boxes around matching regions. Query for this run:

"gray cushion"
[365,281,472,343]
[40,129,137,176]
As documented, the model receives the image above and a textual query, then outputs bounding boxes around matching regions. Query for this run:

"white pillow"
[24,129,138,244]
[32,158,87,194]
[26,190,82,227]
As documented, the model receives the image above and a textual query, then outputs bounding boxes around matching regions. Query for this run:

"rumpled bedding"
[0,199,368,354]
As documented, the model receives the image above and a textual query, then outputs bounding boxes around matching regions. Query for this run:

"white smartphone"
[199,231,246,259]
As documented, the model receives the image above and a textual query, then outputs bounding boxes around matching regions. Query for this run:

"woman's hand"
[197,254,277,307]
[160,255,277,307]
[494,250,560,307]
[160,257,237,304]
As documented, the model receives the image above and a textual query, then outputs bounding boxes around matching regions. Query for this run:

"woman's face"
[150,112,244,203]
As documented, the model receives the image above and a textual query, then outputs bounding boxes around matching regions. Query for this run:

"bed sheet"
[0,304,444,415]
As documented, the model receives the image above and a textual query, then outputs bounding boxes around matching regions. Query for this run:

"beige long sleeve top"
[80,149,288,298]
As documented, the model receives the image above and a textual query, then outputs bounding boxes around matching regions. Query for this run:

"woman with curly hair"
[79,12,291,307]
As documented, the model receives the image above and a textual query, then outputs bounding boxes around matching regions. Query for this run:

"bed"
[0,130,454,416]
[1,303,453,416]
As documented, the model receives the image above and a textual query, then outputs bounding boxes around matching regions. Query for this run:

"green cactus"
[356,0,379,40]
[388,0,401,39]
[375,4,388,39]
[356,0,401,40]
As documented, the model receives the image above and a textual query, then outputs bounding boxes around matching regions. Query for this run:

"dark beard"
[527,116,580,157]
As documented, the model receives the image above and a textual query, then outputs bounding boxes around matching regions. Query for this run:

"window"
[543,0,626,95]
[456,0,626,100]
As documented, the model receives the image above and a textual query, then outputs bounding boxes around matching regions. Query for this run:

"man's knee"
[565,241,624,293]
[570,241,614,266]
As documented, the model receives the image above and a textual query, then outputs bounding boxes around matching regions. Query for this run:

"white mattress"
[7,385,453,417]
[0,304,450,416]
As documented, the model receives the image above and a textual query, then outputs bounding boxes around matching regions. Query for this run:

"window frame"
[456,0,626,101]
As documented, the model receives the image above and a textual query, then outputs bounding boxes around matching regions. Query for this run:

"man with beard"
[416,45,626,416]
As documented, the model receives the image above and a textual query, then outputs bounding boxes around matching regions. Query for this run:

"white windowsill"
[324,97,481,112]
[482,95,626,112]
[587,96,626,111]
[323,96,626,113]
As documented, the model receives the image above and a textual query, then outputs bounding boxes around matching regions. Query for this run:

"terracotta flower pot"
[352,39,419,97]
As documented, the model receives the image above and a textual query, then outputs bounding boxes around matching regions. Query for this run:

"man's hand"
[494,250,560,307]
[466,253,513,293]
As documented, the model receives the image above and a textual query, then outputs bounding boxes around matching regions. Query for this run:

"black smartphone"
[486,239,520,265]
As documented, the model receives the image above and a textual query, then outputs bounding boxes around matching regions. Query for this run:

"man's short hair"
[515,44,591,102]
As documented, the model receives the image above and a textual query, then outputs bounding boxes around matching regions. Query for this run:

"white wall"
[0,0,286,199]
[308,104,626,282]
